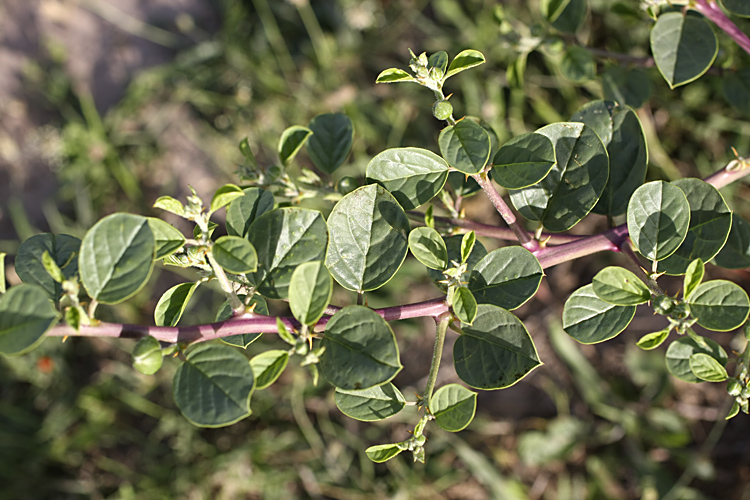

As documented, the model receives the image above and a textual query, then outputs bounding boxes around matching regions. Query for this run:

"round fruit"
[337,176,358,195]
[432,100,453,121]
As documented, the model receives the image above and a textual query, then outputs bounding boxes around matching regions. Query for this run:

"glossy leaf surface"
[627,181,690,261]
[335,383,406,421]
[650,12,718,88]
[562,284,636,344]
[438,120,491,175]
[366,148,449,210]
[492,132,556,189]
[468,247,543,310]
[16,233,81,300]
[686,280,750,332]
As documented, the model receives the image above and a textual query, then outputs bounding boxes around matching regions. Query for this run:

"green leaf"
[656,179,732,275]
[492,132,556,189]
[209,184,244,213]
[365,444,403,463]
[689,352,728,382]
[41,251,65,283]
[239,137,260,169]
[721,0,750,16]
[154,282,200,327]
[278,125,312,166]
[518,417,586,466]
[452,286,478,325]
[408,227,448,270]
[541,0,587,33]
[16,233,80,300]
[429,51,449,75]
[571,100,648,216]
[713,214,750,269]
[276,317,296,346]
[428,236,487,292]
[460,231,476,264]
[666,336,727,383]
[132,336,163,375]
[591,266,650,306]
[453,304,541,390]
[0,284,59,355]
[320,305,402,390]
[650,12,718,88]
[306,113,353,174]
[249,350,289,389]
[627,181,691,261]
[686,280,750,331]
[247,208,328,299]
[510,122,609,232]
[723,68,750,113]
[376,68,417,83]
[429,384,477,432]
[468,247,544,310]
[560,46,595,82]
[79,213,155,304]
[325,185,409,292]
[147,218,185,260]
[683,259,704,301]
[212,236,258,274]
[636,328,671,350]
[601,66,651,109]
[217,295,268,348]
[562,284,636,344]
[445,49,486,79]
[153,196,185,216]
[226,187,275,238]
[366,147,449,210]
[289,261,332,326]
[335,383,406,421]
[173,344,254,427]
[438,120,491,175]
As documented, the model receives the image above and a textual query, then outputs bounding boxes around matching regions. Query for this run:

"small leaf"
[376,68,416,83]
[424,205,435,229]
[636,328,671,350]
[560,46,595,82]
[727,401,741,420]
[460,231,476,264]
[154,282,200,327]
[320,306,402,391]
[366,443,403,463]
[147,218,186,260]
[153,196,185,216]
[650,12,718,88]
[226,187,275,238]
[438,120,491,175]
[16,233,80,300]
[64,306,83,331]
[132,336,163,375]
[492,132,556,190]
[445,49,486,79]
[627,181,690,261]
[278,125,312,166]
[683,259,704,301]
[665,336,727,383]
[250,350,289,389]
[41,251,65,283]
[276,317,296,346]
[239,137,260,168]
[209,184,244,213]
[562,284,636,344]
[452,287,478,325]
[591,266,650,306]
[689,353,728,382]
[429,384,477,432]
[541,0,587,33]
[713,214,750,269]
[335,383,406,421]
[686,280,750,332]
[428,236,487,292]
[468,247,543,311]
[601,66,651,109]
[173,344,254,427]
[408,227,448,270]
[306,113,353,174]
[79,213,155,304]
[212,236,258,274]
[289,261,332,326]
[0,284,60,355]
[428,51,449,75]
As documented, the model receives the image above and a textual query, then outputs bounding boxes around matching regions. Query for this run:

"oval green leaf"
[492,132,556,189]
[376,68,417,83]
[627,181,691,261]
[306,113,353,174]
[132,336,163,375]
[210,184,244,213]
[686,280,750,332]
[665,336,727,383]
[366,147,449,210]
[438,120,491,175]
[453,304,542,390]
[689,352,728,382]
[601,66,651,109]
[212,236,258,274]
[173,343,255,427]
[320,305,402,390]
[650,12,718,88]
[365,443,404,463]
[541,0,587,33]
[562,284,636,344]
[408,227,448,270]
[278,125,312,166]
[154,282,200,327]
[452,286,478,325]
[510,122,609,232]
[16,233,81,301]
[79,213,155,304]
[325,185,409,292]
[247,208,328,299]
[429,384,477,432]
[591,266,650,306]
[0,284,60,355]
[289,261,332,326]
[713,214,750,269]
[250,350,289,389]
[147,218,185,260]
[226,187,275,238]
[636,328,671,350]
[445,49,486,79]
[683,259,705,301]
[334,382,406,421]
[468,246,543,310]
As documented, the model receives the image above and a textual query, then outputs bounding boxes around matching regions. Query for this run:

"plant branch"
[423,313,451,410]
[693,0,750,57]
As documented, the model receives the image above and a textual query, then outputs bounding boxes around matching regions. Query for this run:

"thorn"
[62,336,68,343]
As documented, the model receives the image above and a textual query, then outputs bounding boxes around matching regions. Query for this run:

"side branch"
[693,0,750,57]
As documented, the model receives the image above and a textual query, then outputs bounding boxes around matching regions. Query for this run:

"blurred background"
[1,0,750,498]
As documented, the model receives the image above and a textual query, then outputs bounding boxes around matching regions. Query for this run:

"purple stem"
[693,0,750,57]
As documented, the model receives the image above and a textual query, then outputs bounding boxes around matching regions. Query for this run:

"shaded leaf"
[492,132,556,190]
[408,227,448,270]
[16,233,80,300]
[335,383,406,421]
[562,284,636,344]
[560,46,595,82]
[713,214,750,269]
[665,336,727,383]
[226,188,275,238]
[689,352,728,382]
[601,66,651,108]
[307,113,353,174]
[468,247,543,310]
[278,125,312,166]
[147,218,185,260]
[541,0,587,33]
[651,12,718,88]
[0,284,59,355]
[217,295,268,348]
[452,286,478,325]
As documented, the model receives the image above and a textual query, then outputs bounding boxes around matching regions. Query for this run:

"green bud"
[336,176,358,195]
[728,378,743,397]
[652,294,676,315]
[132,336,164,375]
[432,100,453,121]
[742,384,750,399]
